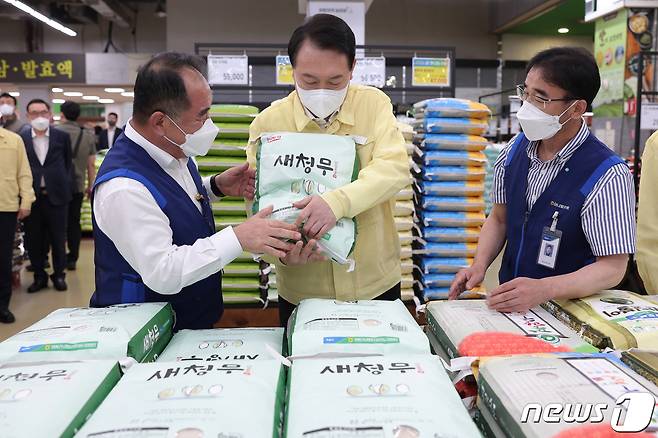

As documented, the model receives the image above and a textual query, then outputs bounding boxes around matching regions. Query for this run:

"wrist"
[211,174,225,197]
[540,277,557,301]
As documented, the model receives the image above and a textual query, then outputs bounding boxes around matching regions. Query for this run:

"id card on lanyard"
[537,211,562,270]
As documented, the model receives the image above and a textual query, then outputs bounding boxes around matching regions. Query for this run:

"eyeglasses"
[516,85,574,109]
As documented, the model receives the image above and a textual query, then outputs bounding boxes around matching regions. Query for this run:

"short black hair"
[288,14,356,68]
[61,100,81,121]
[26,98,50,112]
[0,93,17,106]
[108,112,118,118]
[133,52,206,124]
[526,47,601,106]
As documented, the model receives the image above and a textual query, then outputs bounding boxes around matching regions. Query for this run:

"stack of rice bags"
[484,142,504,215]
[197,104,263,305]
[411,98,490,301]
[81,151,107,232]
[396,120,417,302]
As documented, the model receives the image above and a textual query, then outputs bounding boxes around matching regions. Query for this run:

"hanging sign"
[276,55,294,86]
[207,55,248,85]
[412,57,451,87]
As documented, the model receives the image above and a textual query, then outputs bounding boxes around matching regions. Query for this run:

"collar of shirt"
[31,127,50,138]
[526,119,589,164]
[108,126,116,133]
[124,119,188,171]
[292,86,356,131]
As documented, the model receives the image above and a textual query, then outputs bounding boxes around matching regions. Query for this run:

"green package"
[208,139,248,156]
[209,104,259,123]
[196,156,246,172]
[215,122,251,139]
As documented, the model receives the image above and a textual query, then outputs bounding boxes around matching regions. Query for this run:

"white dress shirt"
[93,119,243,295]
[107,127,116,147]
[32,128,49,187]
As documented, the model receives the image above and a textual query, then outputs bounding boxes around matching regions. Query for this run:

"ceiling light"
[53,115,61,121]
[52,98,65,104]
[82,95,99,101]
[104,88,125,93]
[121,91,134,97]
[154,0,166,18]
[8,92,19,97]
[51,87,63,93]
[558,27,570,34]
[98,98,115,104]
[2,0,77,36]
[63,91,83,97]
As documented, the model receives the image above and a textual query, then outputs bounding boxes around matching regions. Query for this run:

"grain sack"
[622,350,658,386]
[222,277,261,293]
[0,360,121,438]
[478,353,658,438]
[419,257,473,274]
[223,292,263,305]
[542,289,658,350]
[401,275,414,290]
[0,303,174,364]
[208,139,248,156]
[196,156,244,172]
[288,299,430,357]
[421,287,484,302]
[394,201,414,217]
[401,288,415,302]
[416,150,487,167]
[157,328,284,362]
[401,260,414,275]
[285,355,481,438]
[422,274,455,288]
[398,231,414,246]
[209,104,259,123]
[423,134,489,151]
[211,199,247,216]
[395,216,414,232]
[77,360,285,438]
[421,242,477,258]
[222,262,260,277]
[214,215,245,230]
[400,245,412,260]
[420,211,486,228]
[416,165,486,182]
[413,98,492,119]
[416,181,485,197]
[254,132,360,268]
[419,196,486,212]
[214,122,250,139]
[395,186,414,201]
[421,118,488,136]
[423,227,480,243]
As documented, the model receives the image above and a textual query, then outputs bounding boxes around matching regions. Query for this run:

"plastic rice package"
[415,150,487,167]
[418,257,473,274]
[401,287,415,302]
[0,360,121,438]
[285,355,481,438]
[622,349,658,386]
[401,260,414,275]
[77,360,286,438]
[421,117,489,136]
[222,262,260,277]
[223,291,263,305]
[422,273,456,288]
[208,139,247,156]
[394,201,414,217]
[420,287,484,302]
[222,277,261,293]
[157,328,284,362]
[395,216,414,231]
[422,133,489,151]
[209,104,259,123]
[422,226,480,243]
[542,289,658,350]
[415,164,486,182]
[214,215,246,230]
[419,195,486,212]
[416,180,485,197]
[420,211,486,228]
[395,186,414,201]
[398,231,413,246]
[413,98,492,119]
[0,303,174,364]
[401,275,414,290]
[211,199,247,216]
[214,122,250,139]
[400,244,412,260]
[420,242,477,258]
[254,132,360,268]
[196,156,245,172]
[288,299,430,357]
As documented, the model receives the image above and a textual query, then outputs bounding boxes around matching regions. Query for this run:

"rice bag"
[421,287,484,302]
[400,244,412,260]
[420,211,486,228]
[401,260,414,275]
[285,355,481,438]
[423,133,489,151]
[542,289,658,350]
[421,242,477,258]
[196,156,245,172]
[423,226,480,243]
[418,257,473,274]
[288,298,430,357]
[422,117,489,136]
[395,186,414,201]
[415,150,487,167]
[415,164,486,182]
[394,201,414,217]
[0,303,174,364]
[222,262,260,277]
[401,274,414,290]
[413,98,492,119]
[222,277,261,293]
[0,360,121,438]
[223,291,263,304]
[157,327,284,362]
[401,287,415,302]
[77,360,286,438]
[622,349,658,386]
[208,139,247,156]
[214,122,250,139]
[422,273,456,288]
[214,215,245,230]
[398,231,413,246]
[254,132,360,268]
[420,195,486,212]
[416,180,485,197]
[211,199,247,216]
[209,104,259,123]
[395,216,414,231]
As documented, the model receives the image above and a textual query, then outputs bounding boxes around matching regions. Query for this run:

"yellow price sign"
[276,55,294,85]
[412,57,451,87]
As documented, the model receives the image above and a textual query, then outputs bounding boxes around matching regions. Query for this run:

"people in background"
[19,99,73,293]
[449,47,636,311]
[637,133,658,294]
[0,93,26,133]
[98,112,122,150]
[247,14,409,326]
[0,126,34,323]
[58,101,97,271]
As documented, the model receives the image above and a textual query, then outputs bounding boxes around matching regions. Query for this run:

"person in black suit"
[97,112,123,150]
[19,99,72,292]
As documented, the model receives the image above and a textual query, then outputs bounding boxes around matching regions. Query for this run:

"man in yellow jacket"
[247,14,409,326]
[638,132,658,293]
[0,127,35,323]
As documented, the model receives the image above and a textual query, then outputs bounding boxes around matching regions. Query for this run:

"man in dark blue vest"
[91,53,301,330]
[450,47,636,312]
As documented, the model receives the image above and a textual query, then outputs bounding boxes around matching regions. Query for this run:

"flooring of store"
[0,238,503,341]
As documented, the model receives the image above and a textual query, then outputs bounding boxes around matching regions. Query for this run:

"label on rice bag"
[415,164,486,182]
[423,226,480,243]
[0,303,174,364]
[417,150,487,167]
[420,211,486,228]
[416,181,485,197]
[0,360,121,438]
[422,133,489,151]
[419,257,472,274]
[423,118,489,136]
[421,242,477,257]
[288,299,430,356]
[77,360,285,438]
[157,328,284,362]
[285,354,481,438]
[543,289,658,350]
[413,98,492,119]
[420,195,486,212]
[478,353,658,438]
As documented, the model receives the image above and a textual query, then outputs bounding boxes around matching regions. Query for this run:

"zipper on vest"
[514,212,529,278]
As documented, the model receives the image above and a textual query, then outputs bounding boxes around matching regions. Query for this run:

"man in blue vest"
[449,47,636,312]
[91,53,301,329]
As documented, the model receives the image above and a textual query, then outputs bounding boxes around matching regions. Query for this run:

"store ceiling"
[506,0,595,36]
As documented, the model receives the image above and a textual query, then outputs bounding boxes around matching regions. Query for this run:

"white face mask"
[0,104,14,117]
[30,117,49,132]
[516,100,578,141]
[296,84,348,120]
[164,116,219,158]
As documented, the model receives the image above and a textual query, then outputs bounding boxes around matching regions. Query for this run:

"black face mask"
[108,120,117,127]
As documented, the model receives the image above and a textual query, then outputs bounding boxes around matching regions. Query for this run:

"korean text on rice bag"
[254,132,360,268]
[77,360,286,438]
[285,355,481,438]
[157,327,285,362]
[288,299,430,357]
[542,289,658,350]
[413,98,492,119]
[0,303,174,364]
[423,133,489,151]
[423,118,489,136]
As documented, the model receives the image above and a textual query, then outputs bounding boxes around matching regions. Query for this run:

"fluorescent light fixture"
[558,27,569,34]
[53,116,61,121]
[2,0,77,37]
[104,88,125,93]
[98,98,115,104]
[52,98,65,104]
[63,91,83,97]
[51,87,63,93]
[82,95,100,101]
[121,91,134,97]
[8,92,19,97]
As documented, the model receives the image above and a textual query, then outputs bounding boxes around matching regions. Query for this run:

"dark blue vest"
[90,133,222,330]
[499,132,624,283]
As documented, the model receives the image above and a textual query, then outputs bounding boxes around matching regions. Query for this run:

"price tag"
[351,57,386,88]
[207,55,248,85]
[276,55,294,86]
[641,103,658,130]
[412,57,451,87]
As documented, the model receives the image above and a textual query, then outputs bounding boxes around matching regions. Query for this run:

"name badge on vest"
[537,211,562,270]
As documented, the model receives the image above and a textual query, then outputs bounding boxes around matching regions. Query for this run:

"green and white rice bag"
[288,299,430,357]
[285,355,481,437]
[76,360,286,438]
[209,104,259,123]
[0,303,174,364]
[208,139,248,156]
[0,360,121,438]
[254,132,360,269]
[157,328,284,362]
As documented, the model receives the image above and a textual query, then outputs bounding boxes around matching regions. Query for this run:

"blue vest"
[499,132,623,283]
[90,133,222,330]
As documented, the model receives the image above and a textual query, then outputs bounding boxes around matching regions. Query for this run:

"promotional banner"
[624,9,655,115]
[593,10,628,117]
[0,53,85,83]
